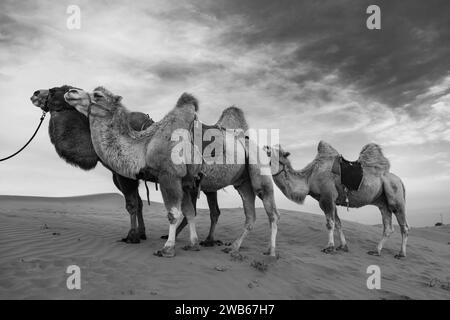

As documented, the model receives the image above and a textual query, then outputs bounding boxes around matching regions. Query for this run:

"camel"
[64,87,280,257]
[264,142,408,258]
[30,86,221,246]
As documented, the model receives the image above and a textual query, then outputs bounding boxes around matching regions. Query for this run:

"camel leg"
[160,191,195,240]
[113,173,146,243]
[181,189,200,251]
[136,190,145,239]
[382,175,408,258]
[368,204,393,256]
[319,196,337,254]
[174,190,196,237]
[334,209,348,252]
[258,189,280,257]
[154,176,184,258]
[223,181,256,254]
[200,191,223,247]
[393,205,408,259]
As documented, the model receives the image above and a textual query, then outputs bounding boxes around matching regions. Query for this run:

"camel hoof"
[263,251,278,258]
[261,253,279,263]
[200,239,223,247]
[394,253,406,259]
[367,250,381,256]
[336,244,349,252]
[140,233,147,240]
[121,230,141,244]
[229,250,244,261]
[321,246,335,254]
[160,235,168,240]
[262,247,277,257]
[222,247,233,254]
[153,246,175,258]
[182,243,201,251]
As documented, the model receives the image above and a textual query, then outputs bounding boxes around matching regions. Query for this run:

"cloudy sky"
[0,0,449,226]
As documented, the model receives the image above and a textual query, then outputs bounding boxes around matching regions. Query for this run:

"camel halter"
[271,160,287,177]
[0,109,47,162]
[0,88,91,161]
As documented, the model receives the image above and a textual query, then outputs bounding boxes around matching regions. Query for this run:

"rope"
[0,111,47,162]
[144,180,150,205]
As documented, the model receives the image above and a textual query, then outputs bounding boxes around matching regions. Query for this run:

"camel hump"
[215,106,249,130]
[176,92,198,111]
[358,143,390,172]
[317,140,339,157]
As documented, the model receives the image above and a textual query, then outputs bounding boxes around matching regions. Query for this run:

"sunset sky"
[0,0,449,226]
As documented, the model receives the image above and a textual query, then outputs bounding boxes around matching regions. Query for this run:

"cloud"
[0,0,449,226]
[196,0,450,110]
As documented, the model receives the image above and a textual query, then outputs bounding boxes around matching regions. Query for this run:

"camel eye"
[93,92,103,99]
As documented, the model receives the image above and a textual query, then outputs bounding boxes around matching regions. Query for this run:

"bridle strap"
[43,92,50,110]
[271,161,287,177]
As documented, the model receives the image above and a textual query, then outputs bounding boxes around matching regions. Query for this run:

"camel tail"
[401,180,406,201]
[382,176,409,229]
[176,92,199,111]
[400,180,409,229]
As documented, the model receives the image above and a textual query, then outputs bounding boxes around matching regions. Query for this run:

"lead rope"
[0,111,47,162]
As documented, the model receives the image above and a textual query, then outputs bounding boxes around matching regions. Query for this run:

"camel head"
[64,88,91,116]
[30,89,50,111]
[29,85,99,170]
[263,144,292,174]
[30,85,79,112]
[65,87,123,117]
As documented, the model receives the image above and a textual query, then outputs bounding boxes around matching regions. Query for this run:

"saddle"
[332,155,363,191]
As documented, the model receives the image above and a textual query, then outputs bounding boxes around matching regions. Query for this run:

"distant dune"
[0,193,449,299]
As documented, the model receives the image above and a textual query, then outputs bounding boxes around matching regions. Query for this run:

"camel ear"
[114,95,122,103]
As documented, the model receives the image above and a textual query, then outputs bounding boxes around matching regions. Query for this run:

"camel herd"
[30,85,409,259]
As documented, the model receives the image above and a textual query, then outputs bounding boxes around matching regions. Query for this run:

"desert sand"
[0,193,449,300]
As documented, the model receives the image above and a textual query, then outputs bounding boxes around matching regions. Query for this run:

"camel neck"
[272,164,309,204]
[88,112,147,180]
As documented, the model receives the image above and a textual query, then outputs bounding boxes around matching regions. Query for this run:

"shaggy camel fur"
[65,87,280,257]
[31,86,223,246]
[264,142,408,258]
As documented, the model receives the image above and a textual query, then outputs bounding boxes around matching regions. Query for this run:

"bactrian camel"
[264,142,408,258]
[64,87,280,257]
[31,86,231,246]
[31,86,151,243]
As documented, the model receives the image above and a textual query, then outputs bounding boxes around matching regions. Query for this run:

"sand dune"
[0,193,449,299]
